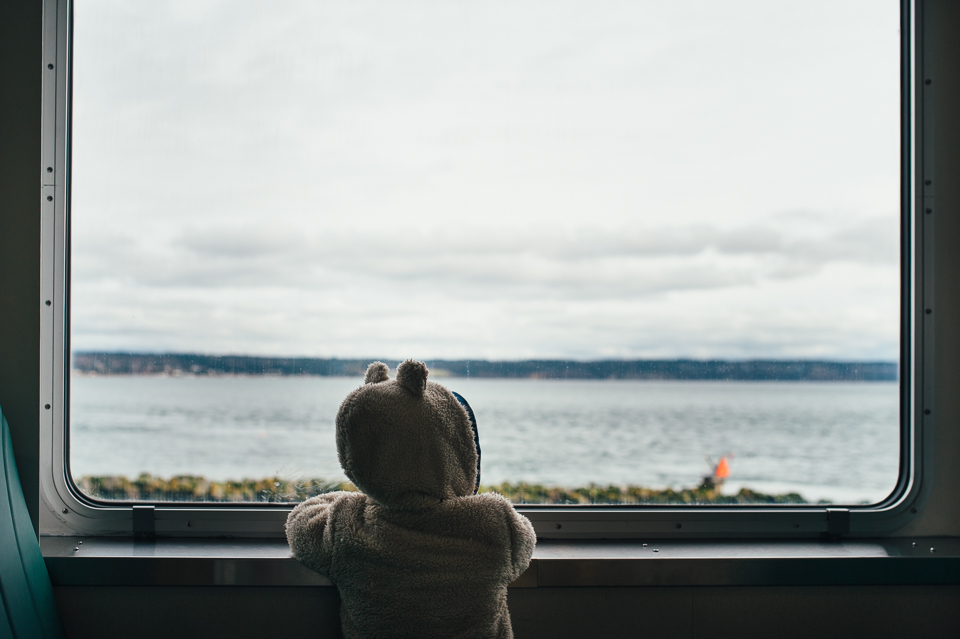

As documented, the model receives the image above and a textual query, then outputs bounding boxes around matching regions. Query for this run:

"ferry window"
[65,0,903,511]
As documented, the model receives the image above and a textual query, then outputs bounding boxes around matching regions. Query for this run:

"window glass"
[70,0,901,505]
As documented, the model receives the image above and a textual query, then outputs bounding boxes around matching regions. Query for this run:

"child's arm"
[285,491,355,576]
[503,501,537,583]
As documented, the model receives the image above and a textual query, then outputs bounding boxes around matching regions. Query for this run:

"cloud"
[69,212,900,361]
[73,215,897,297]
[68,0,901,360]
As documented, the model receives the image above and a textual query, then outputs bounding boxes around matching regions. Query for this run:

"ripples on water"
[69,376,900,504]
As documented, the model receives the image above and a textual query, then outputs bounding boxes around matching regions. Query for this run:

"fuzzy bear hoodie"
[286,360,536,639]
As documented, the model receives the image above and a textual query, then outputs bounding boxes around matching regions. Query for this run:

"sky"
[69,0,902,361]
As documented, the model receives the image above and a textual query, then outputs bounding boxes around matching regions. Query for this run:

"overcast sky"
[69,0,901,361]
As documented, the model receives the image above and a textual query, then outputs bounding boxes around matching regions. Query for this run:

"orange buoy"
[714,456,731,479]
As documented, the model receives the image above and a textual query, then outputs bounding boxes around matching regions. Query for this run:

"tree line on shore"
[72,352,897,381]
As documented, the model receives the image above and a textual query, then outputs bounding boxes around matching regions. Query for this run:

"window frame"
[38,0,928,539]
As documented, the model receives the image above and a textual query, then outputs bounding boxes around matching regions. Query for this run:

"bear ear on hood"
[364,361,390,384]
[396,359,428,396]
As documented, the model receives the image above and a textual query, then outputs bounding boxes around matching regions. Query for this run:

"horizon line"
[70,351,898,365]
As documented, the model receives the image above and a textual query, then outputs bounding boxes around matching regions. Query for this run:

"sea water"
[69,376,900,504]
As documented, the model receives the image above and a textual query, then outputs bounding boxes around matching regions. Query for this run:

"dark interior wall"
[900,0,960,538]
[54,585,960,639]
[0,0,42,534]
[54,587,344,639]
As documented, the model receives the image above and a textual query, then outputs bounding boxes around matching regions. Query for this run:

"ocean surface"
[69,376,901,504]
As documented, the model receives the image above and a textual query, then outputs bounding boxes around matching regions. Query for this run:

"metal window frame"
[39,0,929,539]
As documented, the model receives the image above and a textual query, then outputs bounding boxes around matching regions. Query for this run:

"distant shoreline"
[72,352,898,382]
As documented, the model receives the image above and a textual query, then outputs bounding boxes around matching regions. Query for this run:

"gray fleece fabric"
[286,360,536,639]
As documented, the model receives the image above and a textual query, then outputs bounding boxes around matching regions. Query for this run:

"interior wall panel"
[54,585,960,639]
[54,587,343,639]
[0,0,43,536]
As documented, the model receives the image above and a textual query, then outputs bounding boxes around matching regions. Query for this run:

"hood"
[336,360,478,510]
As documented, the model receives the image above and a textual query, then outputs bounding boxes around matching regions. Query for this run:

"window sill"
[40,537,960,588]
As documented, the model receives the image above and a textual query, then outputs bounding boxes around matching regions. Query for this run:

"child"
[286,360,536,638]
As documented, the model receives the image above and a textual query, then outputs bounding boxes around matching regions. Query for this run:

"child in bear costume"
[286,360,536,639]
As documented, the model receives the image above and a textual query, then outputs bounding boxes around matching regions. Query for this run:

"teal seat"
[0,406,65,638]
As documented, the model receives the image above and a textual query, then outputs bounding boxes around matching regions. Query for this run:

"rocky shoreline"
[75,474,809,505]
